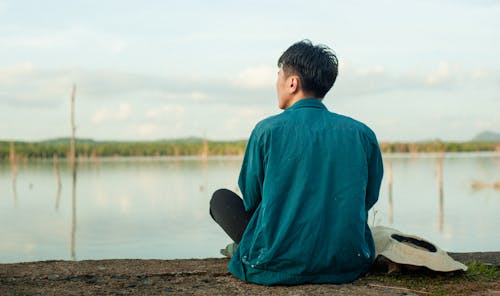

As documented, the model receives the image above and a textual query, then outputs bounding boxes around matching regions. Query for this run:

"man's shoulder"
[251,110,378,142]
[253,113,286,133]
[333,112,378,139]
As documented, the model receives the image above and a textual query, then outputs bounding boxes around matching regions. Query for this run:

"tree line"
[1,138,246,159]
[1,138,499,159]
[379,141,500,153]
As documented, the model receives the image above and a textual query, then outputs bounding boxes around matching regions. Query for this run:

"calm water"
[1,153,499,263]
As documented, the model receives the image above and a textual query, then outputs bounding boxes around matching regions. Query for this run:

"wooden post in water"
[201,130,209,161]
[200,131,209,192]
[437,155,444,232]
[9,141,15,163]
[69,84,77,260]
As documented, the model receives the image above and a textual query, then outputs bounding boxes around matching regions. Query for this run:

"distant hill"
[471,131,500,142]
[39,138,97,144]
[31,137,204,144]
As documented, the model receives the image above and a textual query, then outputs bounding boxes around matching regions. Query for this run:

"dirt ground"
[0,253,498,295]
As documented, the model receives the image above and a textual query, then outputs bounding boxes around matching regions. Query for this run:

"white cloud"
[342,62,385,76]
[189,91,209,101]
[146,104,185,119]
[223,106,273,137]
[231,65,276,89]
[161,104,185,115]
[0,27,126,54]
[333,60,500,99]
[425,62,460,86]
[91,103,132,124]
[162,91,210,102]
[474,119,499,131]
[142,104,186,137]
[145,109,161,119]
[131,123,161,137]
[0,63,73,108]
[159,104,186,130]
[1,61,498,142]
[0,62,33,80]
[109,40,126,54]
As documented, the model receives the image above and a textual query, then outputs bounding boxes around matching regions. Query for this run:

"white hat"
[372,226,467,272]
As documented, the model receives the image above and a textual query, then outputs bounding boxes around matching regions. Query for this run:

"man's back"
[209,40,384,286]
[228,98,384,285]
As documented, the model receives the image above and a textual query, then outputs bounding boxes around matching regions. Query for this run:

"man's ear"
[288,76,300,94]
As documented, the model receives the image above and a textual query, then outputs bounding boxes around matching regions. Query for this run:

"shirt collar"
[286,98,327,111]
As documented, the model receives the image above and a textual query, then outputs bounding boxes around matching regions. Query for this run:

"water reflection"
[9,143,18,207]
[384,155,447,232]
[54,155,62,210]
[0,154,499,263]
[200,156,208,192]
[436,156,444,232]
[386,159,393,225]
[10,159,18,207]
[70,158,77,260]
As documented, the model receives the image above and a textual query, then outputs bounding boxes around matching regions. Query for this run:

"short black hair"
[277,40,338,98]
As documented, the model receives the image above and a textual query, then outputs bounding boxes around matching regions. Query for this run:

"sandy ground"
[0,253,498,295]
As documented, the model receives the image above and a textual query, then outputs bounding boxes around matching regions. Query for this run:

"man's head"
[276,40,338,109]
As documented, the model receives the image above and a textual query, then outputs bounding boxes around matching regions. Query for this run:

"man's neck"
[285,94,320,109]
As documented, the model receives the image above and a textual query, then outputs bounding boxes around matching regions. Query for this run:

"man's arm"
[238,128,266,212]
[365,138,384,211]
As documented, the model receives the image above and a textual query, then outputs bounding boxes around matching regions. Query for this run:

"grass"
[465,261,500,281]
[361,261,499,295]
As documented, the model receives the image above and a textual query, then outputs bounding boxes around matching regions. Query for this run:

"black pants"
[209,188,254,244]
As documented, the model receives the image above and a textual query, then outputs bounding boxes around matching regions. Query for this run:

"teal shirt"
[228,98,384,285]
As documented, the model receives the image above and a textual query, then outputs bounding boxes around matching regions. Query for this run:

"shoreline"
[1,252,498,295]
[2,150,500,161]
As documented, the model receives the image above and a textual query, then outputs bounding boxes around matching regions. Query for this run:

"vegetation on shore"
[1,138,246,159]
[379,141,500,154]
[364,261,500,296]
[1,138,499,159]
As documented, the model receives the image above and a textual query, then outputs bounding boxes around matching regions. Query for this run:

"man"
[210,40,383,285]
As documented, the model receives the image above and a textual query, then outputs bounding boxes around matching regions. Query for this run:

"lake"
[1,153,499,263]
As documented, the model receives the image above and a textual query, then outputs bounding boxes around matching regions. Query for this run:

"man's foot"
[220,242,238,258]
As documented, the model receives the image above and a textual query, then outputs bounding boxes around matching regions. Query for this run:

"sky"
[1,0,499,142]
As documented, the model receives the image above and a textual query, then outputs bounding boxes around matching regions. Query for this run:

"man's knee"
[211,188,230,207]
[210,188,233,217]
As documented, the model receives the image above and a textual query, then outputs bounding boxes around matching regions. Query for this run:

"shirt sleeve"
[238,128,266,212]
[365,137,384,211]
